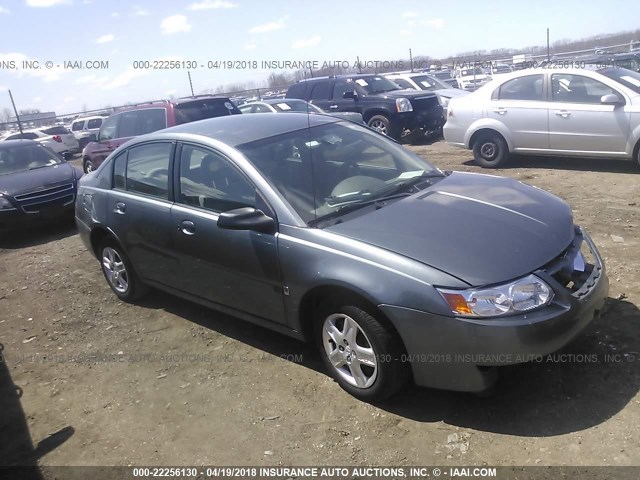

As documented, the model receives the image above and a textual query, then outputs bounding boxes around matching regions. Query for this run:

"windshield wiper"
[309,192,412,227]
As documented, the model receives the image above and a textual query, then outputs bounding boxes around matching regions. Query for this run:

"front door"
[170,143,285,323]
[548,73,631,154]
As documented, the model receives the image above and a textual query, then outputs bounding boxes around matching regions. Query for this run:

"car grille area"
[541,227,602,299]
[14,183,75,214]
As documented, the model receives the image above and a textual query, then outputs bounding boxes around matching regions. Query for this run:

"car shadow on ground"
[379,297,640,436]
[0,343,74,477]
[137,292,325,373]
[139,291,639,437]
[0,216,77,250]
[462,155,639,174]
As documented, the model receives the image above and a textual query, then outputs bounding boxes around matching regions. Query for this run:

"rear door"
[108,141,178,286]
[487,73,549,150]
[307,80,334,110]
[548,73,630,154]
[169,143,285,323]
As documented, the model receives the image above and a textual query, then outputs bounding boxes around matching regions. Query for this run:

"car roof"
[0,139,39,148]
[109,95,232,115]
[261,98,308,105]
[151,111,340,146]
[296,73,383,83]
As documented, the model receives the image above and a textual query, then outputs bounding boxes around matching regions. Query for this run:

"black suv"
[286,74,443,141]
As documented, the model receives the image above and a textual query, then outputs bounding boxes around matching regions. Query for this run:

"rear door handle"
[179,220,196,236]
[555,110,571,118]
[114,202,126,214]
[329,105,339,110]
[492,107,507,114]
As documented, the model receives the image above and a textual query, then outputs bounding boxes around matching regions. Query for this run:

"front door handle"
[179,220,196,236]
[555,110,571,118]
[493,107,507,115]
[114,202,126,214]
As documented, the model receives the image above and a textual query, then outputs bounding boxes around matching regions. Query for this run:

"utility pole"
[8,90,23,134]
[547,28,551,61]
[187,71,195,96]
[356,56,362,74]
[409,48,414,72]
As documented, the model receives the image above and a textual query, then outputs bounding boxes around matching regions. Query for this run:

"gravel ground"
[0,143,639,473]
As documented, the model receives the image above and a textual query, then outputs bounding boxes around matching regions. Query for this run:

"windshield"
[175,99,240,125]
[0,143,63,175]
[237,121,440,224]
[598,67,640,93]
[412,75,450,91]
[355,76,401,95]
[272,100,323,113]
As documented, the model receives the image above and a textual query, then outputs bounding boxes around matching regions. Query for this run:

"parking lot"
[1,141,639,468]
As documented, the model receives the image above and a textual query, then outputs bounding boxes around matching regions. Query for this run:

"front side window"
[178,145,255,213]
[497,74,544,101]
[333,79,357,99]
[137,109,167,135]
[124,143,172,199]
[99,115,118,141]
[552,74,620,103]
[118,111,139,138]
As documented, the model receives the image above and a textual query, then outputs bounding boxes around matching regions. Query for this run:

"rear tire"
[315,301,409,401]
[98,238,147,302]
[472,132,509,168]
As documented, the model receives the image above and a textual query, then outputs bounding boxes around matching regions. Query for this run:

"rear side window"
[87,118,103,129]
[71,121,85,131]
[113,152,127,190]
[41,126,70,135]
[174,100,238,125]
[310,81,331,100]
[496,74,544,101]
[125,143,172,199]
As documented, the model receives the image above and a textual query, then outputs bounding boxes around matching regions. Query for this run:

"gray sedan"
[76,113,608,400]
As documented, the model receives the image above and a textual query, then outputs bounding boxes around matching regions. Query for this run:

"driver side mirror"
[217,207,276,234]
[342,90,358,100]
[601,93,624,105]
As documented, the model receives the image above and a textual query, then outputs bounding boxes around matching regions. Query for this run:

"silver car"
[444,67,640,168]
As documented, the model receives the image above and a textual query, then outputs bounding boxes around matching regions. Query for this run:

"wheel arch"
[469,127,511,153]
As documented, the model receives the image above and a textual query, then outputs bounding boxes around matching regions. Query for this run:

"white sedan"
[443,66,640,168]
[2,126,79,158]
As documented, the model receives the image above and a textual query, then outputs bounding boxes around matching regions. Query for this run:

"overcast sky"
[1,0,639,116]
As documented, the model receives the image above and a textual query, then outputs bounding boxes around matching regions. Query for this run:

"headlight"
[396,98,413,113]
[0,196,15,210]
[437,274,553,318]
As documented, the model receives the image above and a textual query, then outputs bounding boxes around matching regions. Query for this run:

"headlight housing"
[437,274,553,318]
[0,195,15,210]
[438,96,450,108]
[396,98,413,113]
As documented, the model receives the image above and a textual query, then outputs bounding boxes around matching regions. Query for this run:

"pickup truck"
[285,74,443,142]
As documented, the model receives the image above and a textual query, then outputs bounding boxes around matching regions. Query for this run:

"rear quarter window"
[286,82,308,99]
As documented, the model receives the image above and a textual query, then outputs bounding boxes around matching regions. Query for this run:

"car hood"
[434,88,469,99]
[0,162,77,197]
[326,172,574,286]
[372,89,437,100]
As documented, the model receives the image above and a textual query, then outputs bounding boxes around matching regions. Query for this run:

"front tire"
[315,303,409,401]
[472,132,509,168]
[84,158,95,174]
[367,115,399,140]
[99,239,146,302]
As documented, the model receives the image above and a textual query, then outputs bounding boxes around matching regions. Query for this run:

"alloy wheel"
[322,313,378,388]
[102,247,129,294]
